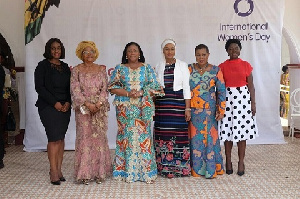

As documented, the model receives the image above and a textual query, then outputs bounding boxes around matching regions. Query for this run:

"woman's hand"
[95,101,103,109]
[54,102,63,112]
[215,112,224,121]
[251,102,256,116]
[128,89,143,98]
[185,110,191,122]
[85,102,98,113]
[61,102,70,112]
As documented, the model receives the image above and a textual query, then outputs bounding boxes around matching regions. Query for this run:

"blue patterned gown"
[108,63,163,183]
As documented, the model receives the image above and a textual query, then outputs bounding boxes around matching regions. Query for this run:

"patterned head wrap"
[75,41,99,61]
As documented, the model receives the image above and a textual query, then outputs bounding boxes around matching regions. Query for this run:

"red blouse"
[219,58,252,87]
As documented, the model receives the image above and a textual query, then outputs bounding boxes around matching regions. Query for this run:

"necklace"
[196,62,208,73]
[166,58,176,65]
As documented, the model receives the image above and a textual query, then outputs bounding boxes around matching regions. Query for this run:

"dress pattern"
[219,86,258,142]
[218,58,258,142]
[71,66,112,181]
[188,64,225,178]
[154,63,191,178]
[108,63,163,183]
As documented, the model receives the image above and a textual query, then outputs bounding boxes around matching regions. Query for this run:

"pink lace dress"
[71,65,112,181]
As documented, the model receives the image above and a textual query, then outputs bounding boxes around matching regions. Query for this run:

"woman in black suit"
[34,38,71,185]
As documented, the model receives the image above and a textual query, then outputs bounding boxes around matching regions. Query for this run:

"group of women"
[34,37,258,186]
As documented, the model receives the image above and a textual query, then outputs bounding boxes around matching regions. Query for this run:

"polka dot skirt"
[218,86,258,142]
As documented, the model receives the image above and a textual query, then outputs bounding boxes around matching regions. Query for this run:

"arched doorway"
[281,27,300,137]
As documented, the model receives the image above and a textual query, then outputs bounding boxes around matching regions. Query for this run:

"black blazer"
[34,59,71,110]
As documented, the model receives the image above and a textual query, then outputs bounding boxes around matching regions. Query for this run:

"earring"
[139,56,140,59]
[126,56,128,59]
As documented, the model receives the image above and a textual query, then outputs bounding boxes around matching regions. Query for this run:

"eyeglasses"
[82,50,95,55]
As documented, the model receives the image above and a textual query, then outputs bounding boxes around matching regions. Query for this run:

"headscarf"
[160,38,176,64]
[155,39,176,87]
[161,38,176,51]
[75,41,99,61]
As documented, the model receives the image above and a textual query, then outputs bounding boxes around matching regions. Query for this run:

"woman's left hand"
[129,89,143,98]
[185,110,191,122]
[61,102,70,112]
[215,113,224,121]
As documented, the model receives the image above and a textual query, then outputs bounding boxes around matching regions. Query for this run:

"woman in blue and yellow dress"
[108,42,164,184]
[188,44,226,179]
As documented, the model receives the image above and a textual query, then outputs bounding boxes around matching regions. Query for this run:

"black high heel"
[51,180,61,185]
[59,176,66,182]
[237,162,245,176]
[49,171,61,185]
[226,162,233,175]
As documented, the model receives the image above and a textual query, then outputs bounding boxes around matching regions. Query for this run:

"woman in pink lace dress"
[71,41,112,185]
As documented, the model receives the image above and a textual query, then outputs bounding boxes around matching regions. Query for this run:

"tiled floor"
[0,137,299,199]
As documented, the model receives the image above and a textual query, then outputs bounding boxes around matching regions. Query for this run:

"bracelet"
[185,108,191,111]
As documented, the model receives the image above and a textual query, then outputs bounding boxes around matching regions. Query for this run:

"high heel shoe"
[237,162,245,176]
[49,171,61,185]
[51,180,61,185]
[59,176,66,182]
[95,178,104,184]
[226,162,233,175]
[82,179,89,185]
[146,180,154,184]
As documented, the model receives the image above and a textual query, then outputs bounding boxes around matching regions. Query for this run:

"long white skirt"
[218,86,258,142]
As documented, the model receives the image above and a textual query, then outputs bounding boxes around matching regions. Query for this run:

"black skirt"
[38,105,71,142]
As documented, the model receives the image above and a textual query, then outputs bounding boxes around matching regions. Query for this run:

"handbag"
[5,106,16,131]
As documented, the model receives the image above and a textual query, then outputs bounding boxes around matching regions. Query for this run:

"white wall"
[0,0,25,66]
[0,0,299,67]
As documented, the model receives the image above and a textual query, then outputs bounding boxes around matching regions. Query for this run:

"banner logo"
[234,0,254,17]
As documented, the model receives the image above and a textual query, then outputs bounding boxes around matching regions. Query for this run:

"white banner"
[24,0,285,151]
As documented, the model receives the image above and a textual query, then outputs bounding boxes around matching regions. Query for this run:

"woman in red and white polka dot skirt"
[218,39,258,176]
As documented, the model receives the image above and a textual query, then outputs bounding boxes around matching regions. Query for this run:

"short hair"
[43,38,65,59]
[282,65,288,73]
[121,42,145,64]
[195,44,209,54]
[225,39,242,51]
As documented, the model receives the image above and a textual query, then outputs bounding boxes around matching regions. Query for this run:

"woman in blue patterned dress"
[108,42,164,184]
[188,44,226,179]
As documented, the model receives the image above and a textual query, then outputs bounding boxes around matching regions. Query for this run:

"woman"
[218,39,258,176]
[280,65,289,118]
[188,44,226,179]
[108,42,164,184]
[154,39,191,178]
[71,41,112,185]
[34,38,71,185]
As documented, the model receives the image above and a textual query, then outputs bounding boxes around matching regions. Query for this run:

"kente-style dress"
[218,58,258,142]
[108,63,163,183]
[154,63,191,178]
[188,64,225,179]
[70,65,112,181]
